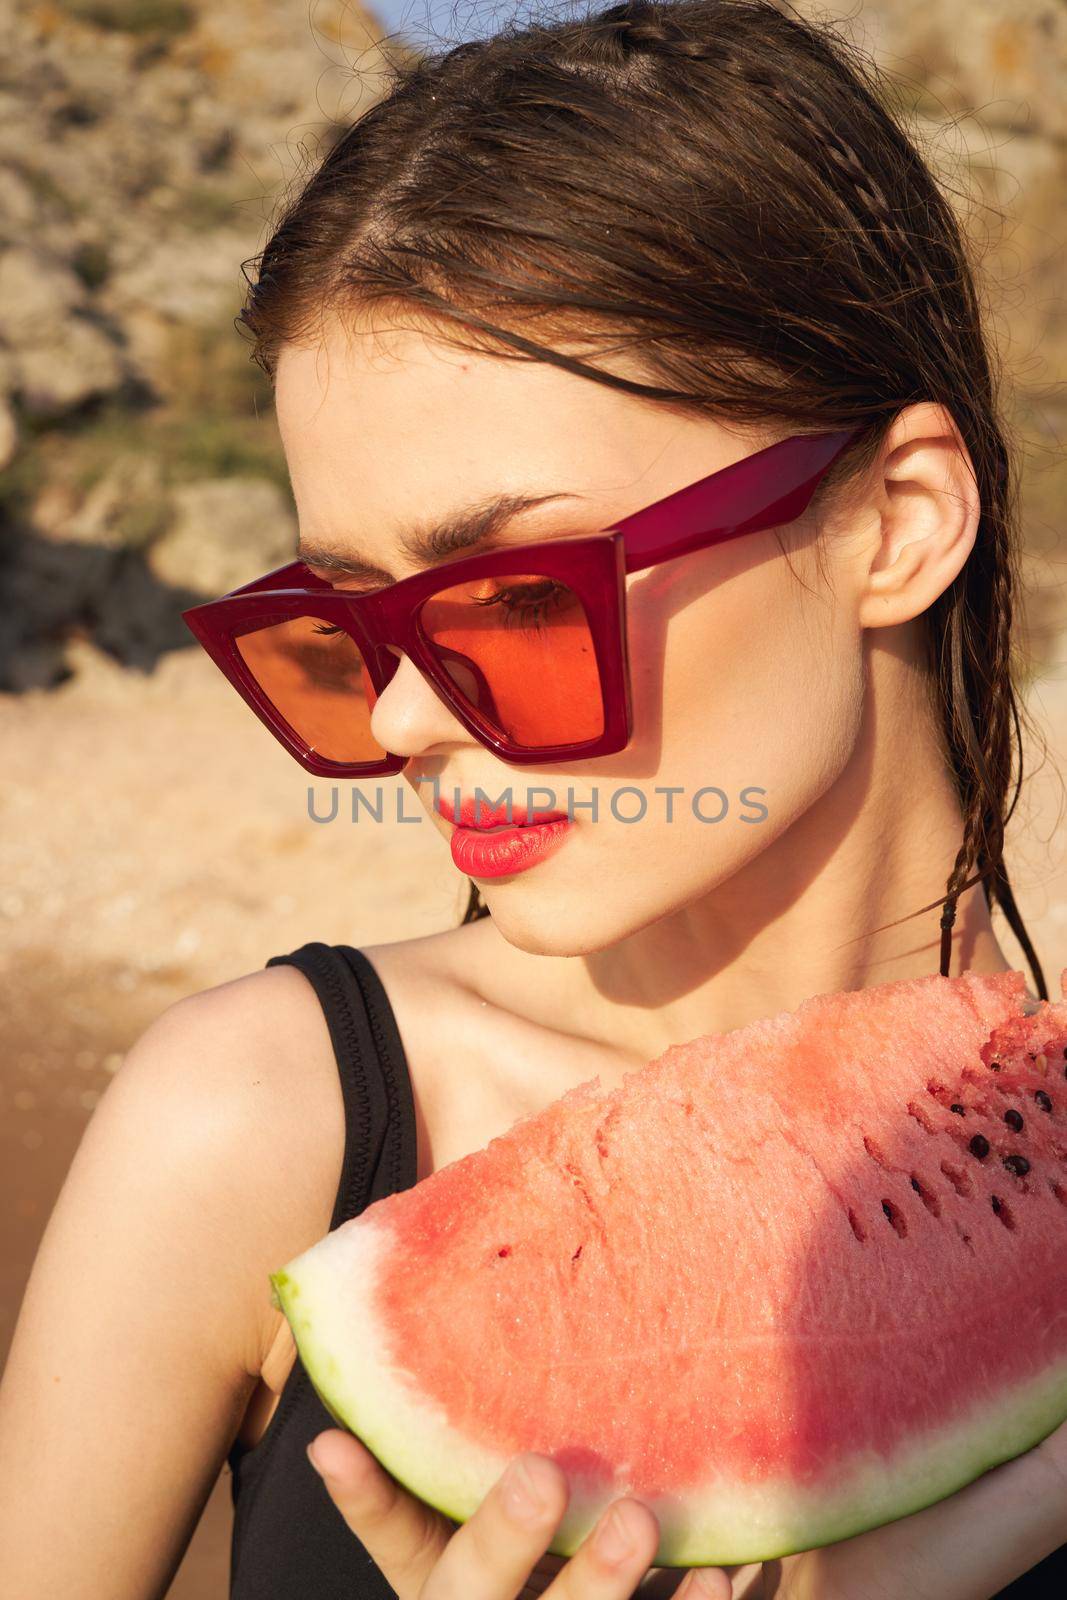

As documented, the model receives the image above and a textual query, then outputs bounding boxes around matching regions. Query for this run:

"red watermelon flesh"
[270,967,1067,1566]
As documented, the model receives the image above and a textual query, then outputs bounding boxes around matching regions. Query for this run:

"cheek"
[627,550,863,817]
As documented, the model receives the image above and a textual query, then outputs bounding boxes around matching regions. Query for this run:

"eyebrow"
[297,490,586,585]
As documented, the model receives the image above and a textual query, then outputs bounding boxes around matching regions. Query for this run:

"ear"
[856,401,980,630]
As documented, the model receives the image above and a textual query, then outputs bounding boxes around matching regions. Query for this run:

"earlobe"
[857,402,980,630]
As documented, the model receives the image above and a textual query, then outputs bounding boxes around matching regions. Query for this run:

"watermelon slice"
[270,967,1067,1566]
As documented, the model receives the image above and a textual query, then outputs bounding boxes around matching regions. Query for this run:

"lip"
[434,794,573,878]
[448,818,572,878]
[435,795,571,829]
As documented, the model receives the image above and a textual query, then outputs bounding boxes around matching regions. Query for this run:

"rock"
[148,476,297,594]
[28,481,81,538]
[0,526,214,691]
[9,311,127,420]
[102,226,253,325]
[0,244,88,339]
[35,454,166,550]
[0,244,129,421]
[0,395,17,470]
[0,168,38,235]
[0,0,1062,681]
[844,0,1067,141]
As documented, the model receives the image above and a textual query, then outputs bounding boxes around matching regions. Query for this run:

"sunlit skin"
[277,310,1012,1065]
[268,312,1065,1598]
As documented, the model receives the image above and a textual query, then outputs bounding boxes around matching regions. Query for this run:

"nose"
[368,647,474,760]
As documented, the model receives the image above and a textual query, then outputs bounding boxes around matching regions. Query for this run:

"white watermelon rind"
[271,1218,1067,1567]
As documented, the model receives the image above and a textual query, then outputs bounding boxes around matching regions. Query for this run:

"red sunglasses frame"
[181,426,861,776]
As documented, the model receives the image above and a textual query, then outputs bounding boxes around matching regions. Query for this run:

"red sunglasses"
[181,427,860,776]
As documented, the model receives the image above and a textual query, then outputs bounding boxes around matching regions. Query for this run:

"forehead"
[276,315,654,476]
[272,314,705,548]
[270,312,780,587]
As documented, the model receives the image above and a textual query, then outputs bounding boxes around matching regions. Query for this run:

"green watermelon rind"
[269,1239,1067,1567]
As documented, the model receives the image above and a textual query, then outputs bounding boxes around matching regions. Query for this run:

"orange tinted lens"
[419,572,604,746]
[235,615,386,765]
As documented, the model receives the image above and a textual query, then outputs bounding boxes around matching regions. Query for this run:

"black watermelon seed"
[1035,1090,1053,1113]
[990,1061,1002,1072]
[1003,1154,1030,1177]
[991,1195,1003,1214]
[1004,1109,1025,1132]
[881,1200,893,1220]
[968,1134,990,1159]
[950,1103,966,1116]
[910,1177,921,1192]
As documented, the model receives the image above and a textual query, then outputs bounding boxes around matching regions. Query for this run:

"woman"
[1,2,1063,1597]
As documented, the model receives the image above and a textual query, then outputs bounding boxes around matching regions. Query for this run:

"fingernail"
[504,1455,549,1520]
[306,1440,326,1477]
[596,1504,637,1563]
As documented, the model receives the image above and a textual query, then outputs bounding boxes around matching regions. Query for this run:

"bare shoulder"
[130,930,498,1255]
[136,927,494,1220]
[88,961,355,1369]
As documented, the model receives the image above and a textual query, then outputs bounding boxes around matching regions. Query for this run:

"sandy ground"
[0,641,462,1596]
[1,639,1065,1597]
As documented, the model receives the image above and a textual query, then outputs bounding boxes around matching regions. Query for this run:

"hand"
[305,1428,733,1599]
[768,1418,1067,1600]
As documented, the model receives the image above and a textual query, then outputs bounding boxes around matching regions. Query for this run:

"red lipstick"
[435,795,573,879]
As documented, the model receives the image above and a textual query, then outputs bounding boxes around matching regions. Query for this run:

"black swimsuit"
[227,943,414,1600]
[225,941,1067,1598]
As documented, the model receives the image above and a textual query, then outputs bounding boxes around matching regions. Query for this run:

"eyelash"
[309,579,568,637]
[471,579,568,629]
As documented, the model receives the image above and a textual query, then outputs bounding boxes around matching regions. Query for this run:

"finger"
[307,1428,453,1597]
[547,1500,734,1600]
[422,1452,570,1600]
[545,1494,662,1597]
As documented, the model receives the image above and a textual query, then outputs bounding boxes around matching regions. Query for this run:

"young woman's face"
[275,314,874,957]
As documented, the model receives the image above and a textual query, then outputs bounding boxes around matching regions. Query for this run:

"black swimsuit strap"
[265,942,418,1223]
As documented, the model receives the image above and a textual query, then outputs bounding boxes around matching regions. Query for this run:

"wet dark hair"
[239,0,1048,998]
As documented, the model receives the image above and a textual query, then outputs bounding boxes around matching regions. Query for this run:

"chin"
[472,879,605,957]
[474,877,676,959]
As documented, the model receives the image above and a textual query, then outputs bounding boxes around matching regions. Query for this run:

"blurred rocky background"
[0,1,1064,1594]
[0,0,1064,691]
[0,0,406,690]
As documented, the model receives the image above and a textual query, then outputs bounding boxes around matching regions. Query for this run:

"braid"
[745,75,964,348]
[937,471,1047,993]
[739,64,1043,989]
[939,596,995,974]
[596,10,968,353]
